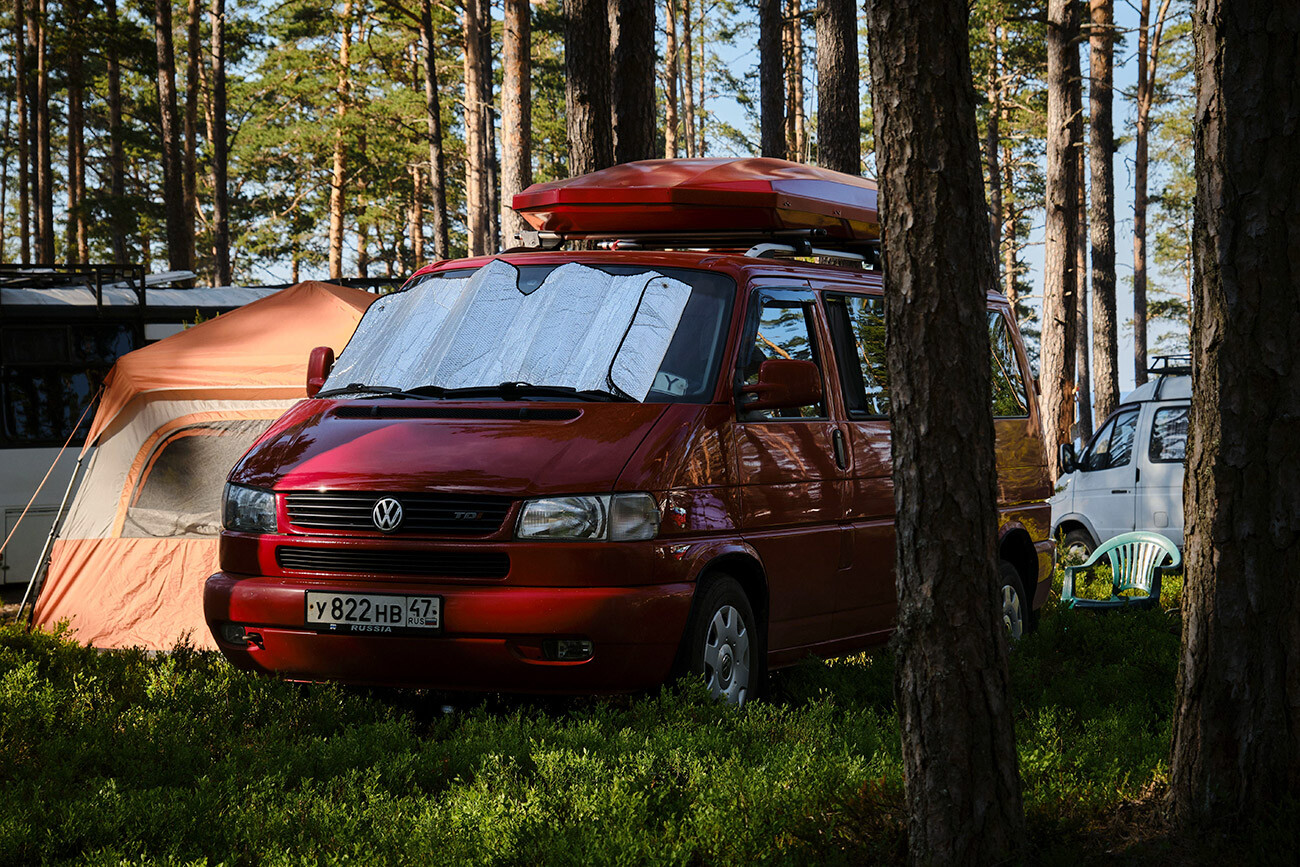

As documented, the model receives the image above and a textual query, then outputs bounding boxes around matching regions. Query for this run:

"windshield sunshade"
[325,260,692,401]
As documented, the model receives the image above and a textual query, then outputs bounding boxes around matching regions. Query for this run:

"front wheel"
[1061,528,1096,565]
[683,575,762,705]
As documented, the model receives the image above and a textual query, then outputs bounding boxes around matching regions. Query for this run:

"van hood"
[229,398,669,496]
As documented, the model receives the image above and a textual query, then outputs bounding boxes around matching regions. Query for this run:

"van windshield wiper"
[438,382,636,402]
[314,383,441,400]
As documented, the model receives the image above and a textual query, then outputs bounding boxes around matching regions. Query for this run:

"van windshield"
[323,260,735,404]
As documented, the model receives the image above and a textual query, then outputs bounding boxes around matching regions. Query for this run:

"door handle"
[1111,489,1130,494]
[832,429,848,470]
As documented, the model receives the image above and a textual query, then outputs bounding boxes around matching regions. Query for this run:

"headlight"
[516,493,659,541]
[222,483,276,533]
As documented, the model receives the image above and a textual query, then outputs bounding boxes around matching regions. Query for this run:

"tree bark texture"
[1071,37,1091,443]
[1133,0,1173,386]
[14,0,28,263]
[328,0,353,280]
[984,17,1002,256]
[502,0,533,245]
[1089,0,1119,426]
[789,0,806,160]
[155,0,189,271]
[565,0,614,175]
[682,0,695,157]
[210,0,232,285]
[107,0,127,264]
[610,0,657,163]
[35,0,53,262]
[665,0,680,157]
[1170,0,1300,829]
[1041,0,1080,480]
[183,0,201,272]
[815,0,859,174]
[65,0,86,264]
[863,1,1026,863]
[759,0,784,158]
[695,14,706,154]
[420,0,449,260]
[464,0,490,255]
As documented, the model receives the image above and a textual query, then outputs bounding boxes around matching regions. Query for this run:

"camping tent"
[32,282,374,650]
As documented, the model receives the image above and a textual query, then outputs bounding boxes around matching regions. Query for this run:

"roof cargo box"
[512,158,880,243]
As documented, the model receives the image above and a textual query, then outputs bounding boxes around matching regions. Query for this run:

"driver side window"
[740,299,825,420]
[1081,408,1140,471]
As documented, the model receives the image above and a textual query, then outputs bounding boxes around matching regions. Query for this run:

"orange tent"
[33,282,374,650]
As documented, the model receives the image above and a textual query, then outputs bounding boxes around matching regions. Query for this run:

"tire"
[1061,528,1095,565]
[999,560,1034,642]
[682,574,763,706]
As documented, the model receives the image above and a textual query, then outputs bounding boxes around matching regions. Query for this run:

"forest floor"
[1,565,1295,865]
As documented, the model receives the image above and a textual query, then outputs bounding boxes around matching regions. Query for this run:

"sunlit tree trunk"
[1133,0,1173,385]
[1170,0,1300,830]
[1071,35,1092,442]
[1089,0,1119,425]
[611,0,656,163]
[328,0,353,280]
[210,0,231,286]
[984,17,1003,253]
[156,0,189,271]
[864,0,1026,861]
[107,0,127,264]
[682,0,695,158]
[66,0,87,264]
[1042,0,1080,479]
[664,0,680,157]
[815,0,858,173]
[758,0,784,158]
[35,0,53,262]
[565,0,614,174]
[420,0,448,260]
[790,0,806,160]
[502,0,533,245]
[184,0,201,273]
[695,11,706,154]
[410,164,425,264]
[464,0,489,254]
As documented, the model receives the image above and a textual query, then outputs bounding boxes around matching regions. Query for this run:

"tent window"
[122,419,273,539]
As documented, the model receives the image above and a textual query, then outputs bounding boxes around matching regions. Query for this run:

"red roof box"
[513,158,879,242]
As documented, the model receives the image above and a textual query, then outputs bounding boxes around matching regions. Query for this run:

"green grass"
[0,568,1294,866]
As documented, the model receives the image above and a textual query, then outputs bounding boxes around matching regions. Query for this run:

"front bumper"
[203,572,695,693]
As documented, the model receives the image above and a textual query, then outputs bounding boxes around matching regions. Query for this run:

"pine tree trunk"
[35,0,53,262]
[696,15,706,154]
[0,65,8,259]
[984,18,1002,254]
[682,0,696,158]
[328,0,353,280]
[155,0,188,272]
[502,0,533,245]
[1089,0,1119,425]
[610,0,656,163]
[815,0,858,174]
[107,0,127,264]
[210,0,231,286]
[665,0,680,157]
[410,164,425,264]
[1133,0,1172,386]
[758,0,784,158]
[1071,35,1092,443]
[863,0,1026,861]
[1170,0,1300,828]
[1042,0,1080,480]
[420,0,448,260]
[183,0,201,272]
[791,0,806,160]
[481,13,498,252]
[65,23,85,265]
[464,0,489,254]
[565,0,614,174]
[784,1,795,155]
[14,0,29,264]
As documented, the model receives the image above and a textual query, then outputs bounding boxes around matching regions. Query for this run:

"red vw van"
[205,159,1052,704]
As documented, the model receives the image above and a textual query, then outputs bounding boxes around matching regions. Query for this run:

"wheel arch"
[998,526,1039,594]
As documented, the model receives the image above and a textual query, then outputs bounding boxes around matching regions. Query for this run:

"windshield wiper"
[439,382,636,402]
[314,383,441,400]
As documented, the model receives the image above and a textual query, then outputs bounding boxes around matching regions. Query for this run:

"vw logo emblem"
[371,497,404,532]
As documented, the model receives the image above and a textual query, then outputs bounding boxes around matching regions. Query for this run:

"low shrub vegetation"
[1,566,1294,865]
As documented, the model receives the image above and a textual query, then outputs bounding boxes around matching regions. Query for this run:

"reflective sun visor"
[324,260,692,401]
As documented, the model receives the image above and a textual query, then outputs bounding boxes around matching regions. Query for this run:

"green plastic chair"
[1061,531,1181,611]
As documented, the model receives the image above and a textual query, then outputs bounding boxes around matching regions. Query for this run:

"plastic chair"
[1061,531,1181,611]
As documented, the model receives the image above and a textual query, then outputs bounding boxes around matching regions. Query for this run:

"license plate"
[304,591,441,635]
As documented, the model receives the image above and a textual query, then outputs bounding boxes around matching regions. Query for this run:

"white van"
[1050,357,1191,559]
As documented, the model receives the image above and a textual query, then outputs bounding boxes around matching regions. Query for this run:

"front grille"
[276,546,510,579]
[285,491,512,535]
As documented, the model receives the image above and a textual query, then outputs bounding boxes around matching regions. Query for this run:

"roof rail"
[1150,354,1192,400]
[509,228,880,269]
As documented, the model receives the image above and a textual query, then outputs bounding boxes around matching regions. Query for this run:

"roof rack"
[509,228,881,269]
[1149,354,1192,400]
[0,263,148,307]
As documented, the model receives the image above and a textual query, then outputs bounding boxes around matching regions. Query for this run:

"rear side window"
[740,298,825,419]
[825,294,889,418]
[988,312,1029,417]
[1149,406,1190,462]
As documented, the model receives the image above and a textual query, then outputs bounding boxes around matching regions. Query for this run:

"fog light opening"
[542,639,594,661]
[220,623,262,648]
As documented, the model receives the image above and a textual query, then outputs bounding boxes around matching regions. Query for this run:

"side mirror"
[1058,442,1078,476]
[306,346,335,397]
[738,359,823,412]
